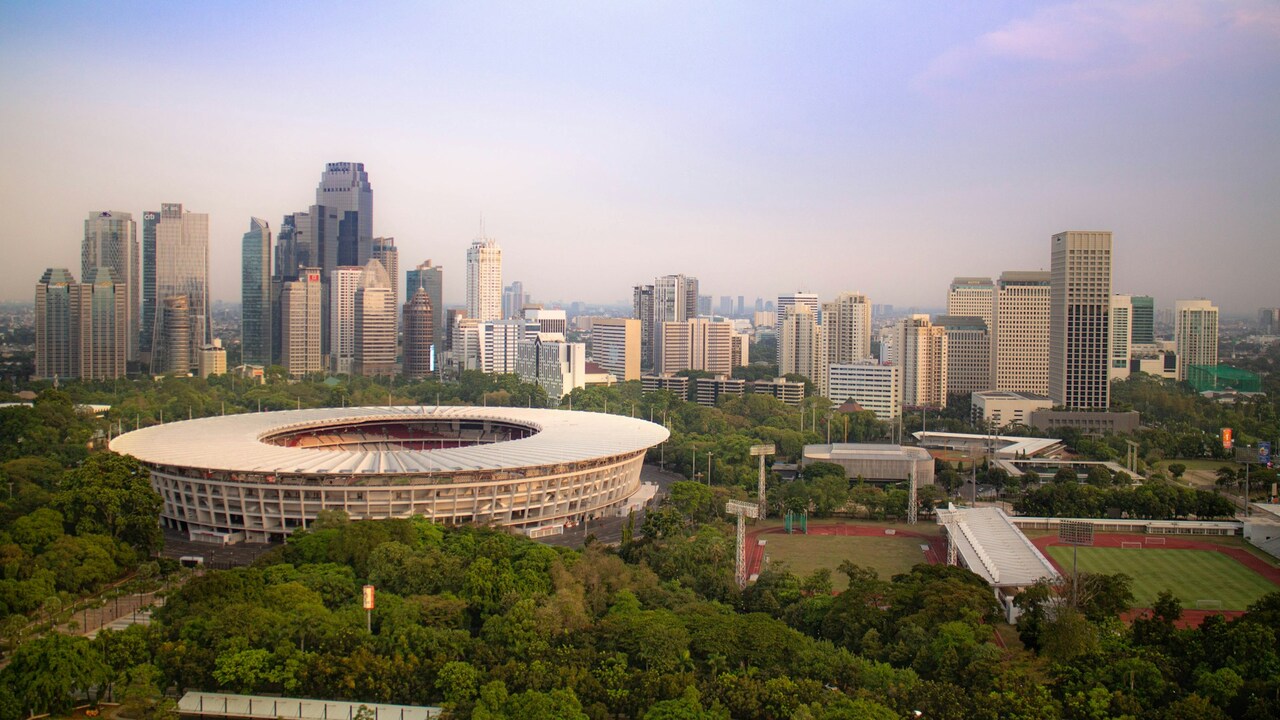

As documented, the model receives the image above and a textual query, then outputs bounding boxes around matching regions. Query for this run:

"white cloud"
[919,0,1280,87]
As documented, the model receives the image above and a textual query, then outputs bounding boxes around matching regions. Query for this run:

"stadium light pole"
[707,453,713,486]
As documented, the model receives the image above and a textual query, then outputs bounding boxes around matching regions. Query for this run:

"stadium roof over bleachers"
[912,431,1063,458]
[935,505,1062,588]
[110,406,668,475]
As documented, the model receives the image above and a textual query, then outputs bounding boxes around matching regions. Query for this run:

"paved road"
[538,464,685,548]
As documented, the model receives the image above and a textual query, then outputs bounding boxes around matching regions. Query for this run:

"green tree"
[56,452,162,553]
[4,632,108,715]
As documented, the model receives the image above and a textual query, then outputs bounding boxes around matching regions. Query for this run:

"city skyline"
[2,3,1279,313]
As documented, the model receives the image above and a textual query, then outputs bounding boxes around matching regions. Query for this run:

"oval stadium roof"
[109,406,669,475]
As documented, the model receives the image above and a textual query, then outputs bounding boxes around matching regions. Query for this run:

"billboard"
[1222,428,1233,451]
[1261,441,1273,468]
[362,585,375,610]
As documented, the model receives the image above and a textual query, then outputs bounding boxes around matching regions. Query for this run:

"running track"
[746,525,1280,628]
[1032,532,1280,626]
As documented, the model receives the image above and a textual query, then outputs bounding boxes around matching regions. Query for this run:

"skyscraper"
[775,291,820,365]
[403,287,435,379]
[1049,231,1112,409]
[241,218,272,366]
[317,162,373,272]
[633,284,655,370]
[76,267,127,381]
[1131,295,1155,346]
[466,237,503,322]
[354,259,396,376]
[372,237,398,347]
[947,277,994,331]
[895,315,948,408]
[779,304,827,397]
[330,266,364,374]
[146,203,209,374]
[281,268,323,377]
[1174,299,1219,381]
[34,268,76,380]
[1109,295,1133,381]
[155,295,192,375]
[823,292,872,365]
[83,211,139,362]
[656,318,737,377]
[934,315,989,398]
[991,271,1051,394]
[503,281,527,319]
[591,318,640,381]
[406,260,445,369]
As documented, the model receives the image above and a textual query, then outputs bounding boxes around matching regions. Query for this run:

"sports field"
[760,534,928,589]
[1045,545,1277,610]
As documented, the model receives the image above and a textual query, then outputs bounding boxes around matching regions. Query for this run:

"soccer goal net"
[1121,541,1143,549]
[1145,537,1167,545]
[1195,599,1224,610]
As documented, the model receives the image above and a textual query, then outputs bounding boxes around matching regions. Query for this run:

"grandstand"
[110,406,668,544]
[935,505,1061,621]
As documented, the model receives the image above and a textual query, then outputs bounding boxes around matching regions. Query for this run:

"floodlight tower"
[907,470,918,525]
[750,444,775,519]
[725,500,760,587]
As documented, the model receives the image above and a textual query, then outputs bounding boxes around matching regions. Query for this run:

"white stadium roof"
[109,406,669,475]
[935,505,1061,588]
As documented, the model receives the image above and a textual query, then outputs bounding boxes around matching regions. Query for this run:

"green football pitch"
[1045,546,1278,610]
[759,534,928,590]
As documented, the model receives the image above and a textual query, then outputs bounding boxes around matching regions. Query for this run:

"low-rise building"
[751,377,805,406]
[642,374,691,399]
[1028,409,1141,434]
[695,376,745,406]
[971,390,1053,429]
[802,443,934,485]
[828,361,901,420]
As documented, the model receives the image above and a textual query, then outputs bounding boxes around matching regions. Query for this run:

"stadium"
[109,406,669,544]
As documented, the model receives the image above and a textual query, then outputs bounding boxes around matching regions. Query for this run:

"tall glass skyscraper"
[146,203,210,373]
[1131,295,1155,345]
[241,217,272,366]
[316,162,373,273]
[83,211,139,362]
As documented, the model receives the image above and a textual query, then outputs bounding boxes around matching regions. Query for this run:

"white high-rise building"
[779,304,827,397]
[1049,231,1113,409]
[823,292,872,365]
[83,211,139,362]
[482,319,525,374]
[354,259,396,376]
[895,314,948,408]
[1174,299,1219,381]
[466,238,503,322]
[991,271,1051,394]
[517,338,588,399]
[329,266,364,374]
[775,291,820,364]
[947,277,994,331]
[1109,295,1133,381]
[281,268,323,377]
[372,237,398,338]
[828,362,901,420]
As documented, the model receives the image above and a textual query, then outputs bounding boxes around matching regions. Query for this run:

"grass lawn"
[1045,546,1278,610]
[760,534,928,589]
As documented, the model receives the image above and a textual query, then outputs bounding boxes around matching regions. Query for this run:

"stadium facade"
[110,406,669,544]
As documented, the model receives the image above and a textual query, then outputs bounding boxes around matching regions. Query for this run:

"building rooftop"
[973,390,1053,402]
[803,443,932,462]
[912,431,1063,458]
[178,692,441,720]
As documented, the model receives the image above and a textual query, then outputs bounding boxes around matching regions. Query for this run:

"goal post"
[1195,599,1224,610]
[1121,541,1143,549]
[1145,537,1166,545]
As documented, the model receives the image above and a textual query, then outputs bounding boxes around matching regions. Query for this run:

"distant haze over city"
[2,2,1278,313]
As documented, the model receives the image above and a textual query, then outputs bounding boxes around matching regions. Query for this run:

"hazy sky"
[2,1,1278,314]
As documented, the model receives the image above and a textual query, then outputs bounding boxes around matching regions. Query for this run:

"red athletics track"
[745,523,948,579]
[1032,532,1280,626]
